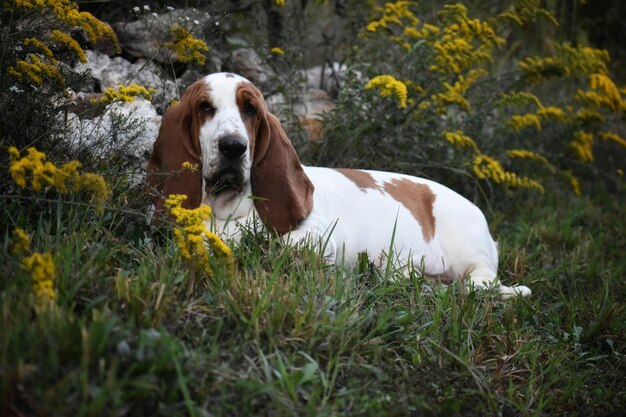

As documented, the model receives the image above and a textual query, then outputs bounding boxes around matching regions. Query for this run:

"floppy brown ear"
[146,85,204,216]
[251,112,314,234]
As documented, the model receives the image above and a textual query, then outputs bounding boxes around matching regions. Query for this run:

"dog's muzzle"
[205,135,248,196]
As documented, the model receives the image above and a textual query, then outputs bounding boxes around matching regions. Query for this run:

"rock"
[267,88,335,140]
[227,48,274,88]
[113,8,216,64]
[76,50,178,108]
[303,62,349,95]
[63,97,161,161]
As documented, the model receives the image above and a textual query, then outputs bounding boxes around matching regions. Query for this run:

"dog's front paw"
[498,284,532,300]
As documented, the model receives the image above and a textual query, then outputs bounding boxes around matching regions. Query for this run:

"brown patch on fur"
[146,80,212,216]
[335,168,380,192]
[235,81,266,157]
[383,178,437,242]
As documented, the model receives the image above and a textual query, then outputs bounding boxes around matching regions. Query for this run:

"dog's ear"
[146,83,205,216]
[251,112,314,234]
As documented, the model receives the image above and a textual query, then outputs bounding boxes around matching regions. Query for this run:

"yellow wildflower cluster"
[51,29,87,63]
[367,1,418,35]
[8,146,109,208]
[497,91,542,108]
[368,2,503,74]
[12,228,31,255]
[22,252,57,309]
[431,69,485,113]
[24,37,56,64]
[599,131,626,149]
[6,0,119,88]
[96,84,156,105]
[270,47,285,55]
[563,170,582,197]
[570,130,594,162]
[428,4,504,75]
[509,105,570,131]
[365,75,408,109]
[442,130,478,151]
[576,73,625,113]
[473,154,545,193]
[575,108,605,125]
[519,44,610,83]
[8,54,64,87]
[182,161,199,172]
[509,113,542,131]
[497,0,558,26]
[9,0,119,50]
[164,25,210,65]
[11,227,58,308]
[164,194,234,276]
[506,149,551,167]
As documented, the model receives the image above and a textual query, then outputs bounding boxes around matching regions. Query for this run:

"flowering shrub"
[312,1,625,196]
[0,0,120,151]
[164,194,234,277]
[4,0,118,88]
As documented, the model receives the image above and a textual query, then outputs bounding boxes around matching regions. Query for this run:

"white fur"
[198,73,531,299]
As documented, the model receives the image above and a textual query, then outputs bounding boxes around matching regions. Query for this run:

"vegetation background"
[1,0,624,416]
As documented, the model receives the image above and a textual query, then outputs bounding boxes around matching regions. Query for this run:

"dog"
[147,72,531,299]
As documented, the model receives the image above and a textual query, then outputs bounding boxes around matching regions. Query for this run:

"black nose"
[218,135,247,160]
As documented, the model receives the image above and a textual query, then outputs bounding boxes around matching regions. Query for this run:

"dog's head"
[147,73,314,234]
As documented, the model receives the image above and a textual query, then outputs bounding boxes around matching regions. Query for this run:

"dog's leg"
[468,266,532,299]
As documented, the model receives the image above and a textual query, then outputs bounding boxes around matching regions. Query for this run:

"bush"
[305,1,626,199]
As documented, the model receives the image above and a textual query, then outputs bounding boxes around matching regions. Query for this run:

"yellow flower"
[12,228,31,255]
[164,25,209,65]
[274,0,285,6]
[442,130,478,151]
[569,130,594,162]
[519,44,610,83]
[537,106,570,122]
[165,194,234,276]
[95,84,156,105]
[8,54,64,87]
[182,161,199,172]
[7,146,109,209]
[563,170,582,196]
[473,154,544,192]
[367,1,419,34]
[431,69,485,113]
[10,0,119,52]
[509,113,542,131]
[497,91,542,108]
[24,37,57,64]
[51,29,87,63]
[270,47,285,55]
[575,108,605,125]
[599,131,626,149]
[22,252,57,309]
[365,75,408,108]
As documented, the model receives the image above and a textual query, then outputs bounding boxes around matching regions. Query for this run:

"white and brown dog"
[147,72,531,298]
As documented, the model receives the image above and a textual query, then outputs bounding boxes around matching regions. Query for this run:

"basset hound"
[147,72,531,299]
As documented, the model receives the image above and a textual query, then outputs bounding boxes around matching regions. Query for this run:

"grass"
[1,181,624,417]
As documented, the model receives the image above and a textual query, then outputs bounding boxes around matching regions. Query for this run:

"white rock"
[63,97,161,160]
[76,50,178,105]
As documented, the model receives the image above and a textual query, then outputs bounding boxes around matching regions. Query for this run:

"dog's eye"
[243,102,257,117]
[199,102,215,116]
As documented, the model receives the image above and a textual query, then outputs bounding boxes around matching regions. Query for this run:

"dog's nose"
[218,135,247,160]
